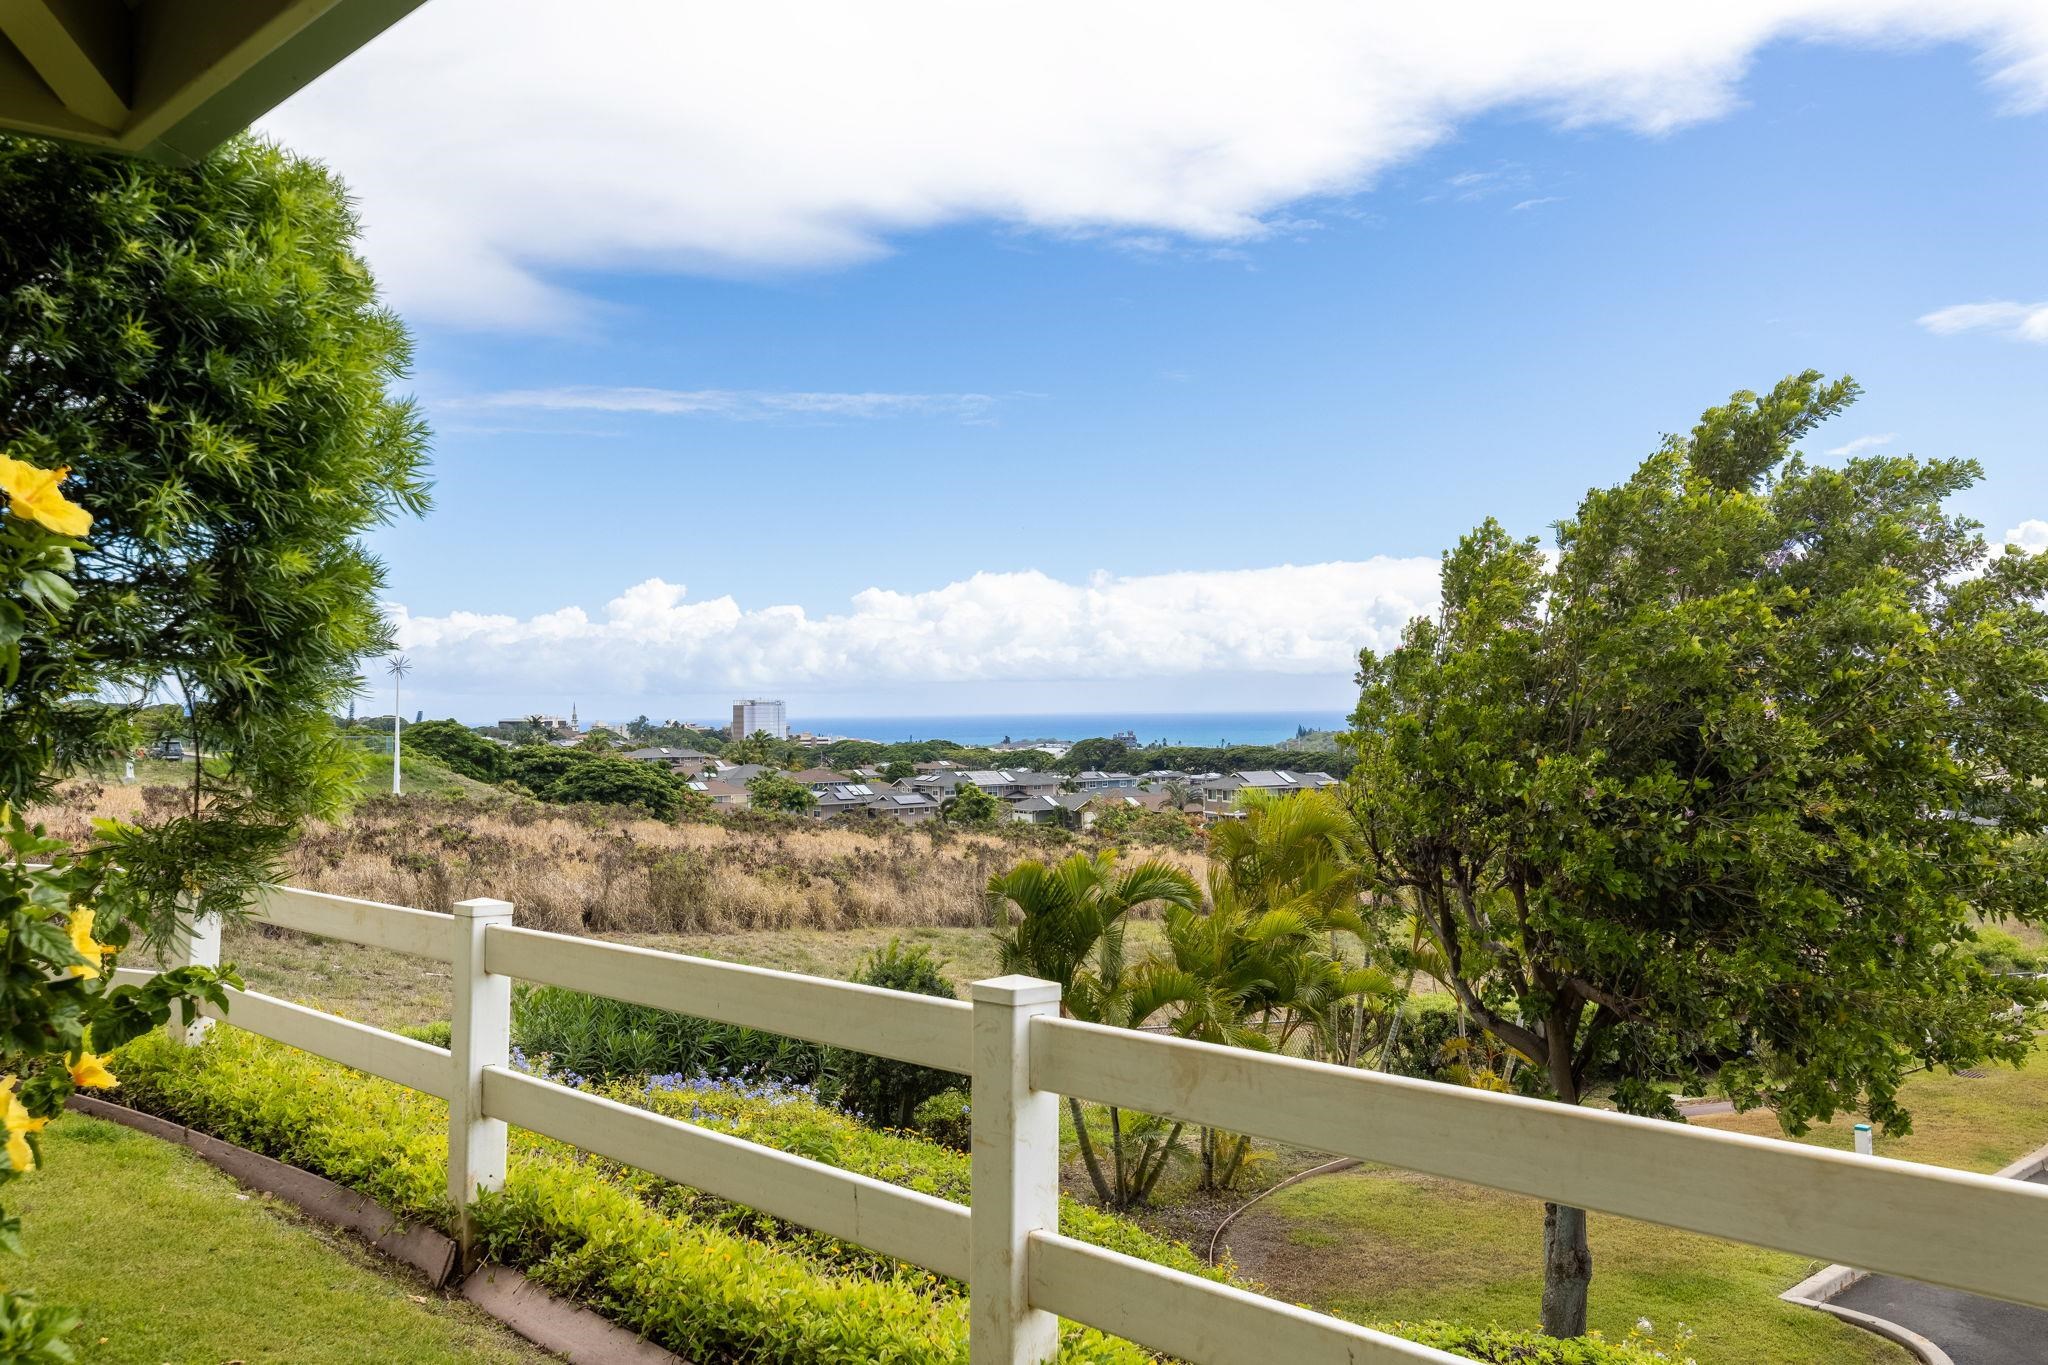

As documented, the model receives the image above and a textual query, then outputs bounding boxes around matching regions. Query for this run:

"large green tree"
[1,130,421,1351]
[1348,373,2048,1337]
[0,134,429,919]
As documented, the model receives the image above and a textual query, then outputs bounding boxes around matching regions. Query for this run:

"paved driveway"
[1828,1171,2048,1365]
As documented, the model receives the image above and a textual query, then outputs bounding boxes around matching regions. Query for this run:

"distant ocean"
[794,711,1349,748]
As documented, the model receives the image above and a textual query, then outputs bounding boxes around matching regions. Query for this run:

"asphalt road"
[1829,1171,2048,1365]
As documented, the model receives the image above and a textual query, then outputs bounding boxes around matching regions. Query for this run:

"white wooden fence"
[119,884,2048,1365]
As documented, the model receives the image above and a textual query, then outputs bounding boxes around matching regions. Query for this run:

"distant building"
[863,791,939,824]
[1199,769,1341,817]
[500,714,573,735]
[623,746,715,771]
[731,698,788,741]
[784,767,854,792]
[1110,729,1138,748]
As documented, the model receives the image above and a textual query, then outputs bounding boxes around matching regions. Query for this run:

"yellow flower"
[0,454,92,538]
[0,1078,48,1172]
[66,907,113,979]
[68,1053,117,1090]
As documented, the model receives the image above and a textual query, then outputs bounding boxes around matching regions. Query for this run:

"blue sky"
[264,6,2048,724]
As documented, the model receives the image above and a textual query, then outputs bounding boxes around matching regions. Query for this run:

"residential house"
[784,767,854,792]
[623,746,715,771]
[1199,769,1341,817]
[862,791,939,824]
[687,777,750,809]
[716,763,773,787]
[1008,794,1068,825]
[1074,770,1139,792]
[815,782,880,818]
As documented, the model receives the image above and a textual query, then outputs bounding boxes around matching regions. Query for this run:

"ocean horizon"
[791,710,1349,748]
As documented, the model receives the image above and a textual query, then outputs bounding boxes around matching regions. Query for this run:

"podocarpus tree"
[0,133,430,921]
[0,132,426,1354]
[1347,373,2048,1338]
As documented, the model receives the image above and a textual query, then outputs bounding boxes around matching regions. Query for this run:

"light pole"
[388,654,411,795]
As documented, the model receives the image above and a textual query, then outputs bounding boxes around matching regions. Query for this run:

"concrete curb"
[1992,1139,2048,1181]
[65,1095,689,1364]
[1775,1137,2048,1365]
[463,1264,683,1363]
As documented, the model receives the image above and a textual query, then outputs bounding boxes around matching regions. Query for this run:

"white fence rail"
[119,886,2048,1365]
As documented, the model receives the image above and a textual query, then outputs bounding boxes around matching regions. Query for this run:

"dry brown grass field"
[34,780,1205,939]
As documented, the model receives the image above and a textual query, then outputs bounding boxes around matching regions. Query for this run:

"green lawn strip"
[1235,1046,2048,1365]
[11,1116,547,1365]
[1694,1040,2048,1171]
[1252,1169,1900,1365]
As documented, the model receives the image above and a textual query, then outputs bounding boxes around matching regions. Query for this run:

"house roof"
[625,746,712,761]
[690,778,748,798]
[866,792,936,810]
[785,767,852,785]
[0,1,428,163]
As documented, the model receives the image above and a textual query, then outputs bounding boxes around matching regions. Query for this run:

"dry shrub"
[28,786,1207,935]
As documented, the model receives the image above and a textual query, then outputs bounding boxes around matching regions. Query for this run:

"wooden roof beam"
[0,0,130,131]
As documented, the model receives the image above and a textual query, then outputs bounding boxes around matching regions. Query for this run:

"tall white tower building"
[731,698,787,740]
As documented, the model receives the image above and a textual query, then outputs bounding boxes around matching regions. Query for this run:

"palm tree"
[1167,789,1397,1188]
[988,850,1199,1207]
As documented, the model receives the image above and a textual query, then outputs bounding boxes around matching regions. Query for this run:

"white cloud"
[1824,432,1897,455]
[264,2,2048,330]
[444,386,999,422]
[390,558,1441,698]
[2004,520,2048,554]
[1917,300,2048,342]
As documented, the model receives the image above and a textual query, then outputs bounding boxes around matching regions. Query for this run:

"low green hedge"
[109,1029,1668,1364]
[510,983,828,1088]
[622,1072,1226,1282]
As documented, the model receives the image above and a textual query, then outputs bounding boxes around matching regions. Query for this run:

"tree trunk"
[1537,1005,1593,1337]
[1541,1201,1591,1337]
[1109,1106,1128,1207]
[1068,1096,1113,1205]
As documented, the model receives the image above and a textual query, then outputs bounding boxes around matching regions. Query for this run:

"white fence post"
[163,911,221,1045]
[449,896,513,1270]
[969,975,1062,1364]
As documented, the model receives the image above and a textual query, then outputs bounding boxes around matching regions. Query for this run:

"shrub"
[831,942,963,1128]
[510,985,828,1087]
[395,1020,452,1048]
[912,1089,971,1152]
[1969,926,2047,976]
[1388,1319,1685,1363]
[627,1073,1223,1282]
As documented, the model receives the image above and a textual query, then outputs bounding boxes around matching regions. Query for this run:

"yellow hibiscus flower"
[66,907,113,979]
[68,1053,117,1090]
[0,454,92,538]
[1,1078,49,1172]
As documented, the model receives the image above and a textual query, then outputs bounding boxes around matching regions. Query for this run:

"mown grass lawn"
[12,1117,551,1365]
[1235,1167,1903,1364]
[1694,1040,2048,1173]
[1222,1043,2048,1365]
